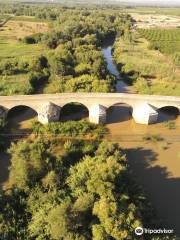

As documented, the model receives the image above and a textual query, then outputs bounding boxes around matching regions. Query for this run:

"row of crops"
[138,28,180,55]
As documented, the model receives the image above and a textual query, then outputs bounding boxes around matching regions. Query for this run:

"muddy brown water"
[106,104,180,235]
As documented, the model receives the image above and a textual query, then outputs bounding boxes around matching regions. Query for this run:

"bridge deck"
[0,93,180,101]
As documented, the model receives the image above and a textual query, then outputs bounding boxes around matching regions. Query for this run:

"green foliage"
[164,121,176,130]
[8,139,49,190]
[0,59,17,76]
[173,52,180,66]
[0,189,29,239]
[32,120,107,138]
[64,75,112,92]
[134,77,151,94]
[22,33,43,44]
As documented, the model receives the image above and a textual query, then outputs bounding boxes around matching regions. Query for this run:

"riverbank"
[113,32,180,96]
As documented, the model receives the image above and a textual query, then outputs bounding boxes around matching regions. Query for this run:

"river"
[102,41,180,235]
[102,44,134,93]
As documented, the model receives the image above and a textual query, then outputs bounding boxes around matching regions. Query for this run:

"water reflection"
[106,104,132,124]
[102,46,120,79]
[102,44,133,93]
[157,107,180,123]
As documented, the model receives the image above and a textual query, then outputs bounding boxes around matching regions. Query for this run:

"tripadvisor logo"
[135,227,144,236]
[135,227,174,236]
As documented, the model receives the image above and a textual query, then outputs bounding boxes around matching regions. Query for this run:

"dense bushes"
[32,120,107,138]
[0,59,17,75]
[22,33,43,44]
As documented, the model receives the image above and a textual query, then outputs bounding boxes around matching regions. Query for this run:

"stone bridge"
[0,93,180,125]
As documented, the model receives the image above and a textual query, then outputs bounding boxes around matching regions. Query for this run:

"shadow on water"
[106,104,132,124]
[157,107,180,123]
[59,103,89,122]
[125,147,180,236]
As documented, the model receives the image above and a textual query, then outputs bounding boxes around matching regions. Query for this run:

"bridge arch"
[106,102,133,124]
[7,105,38,117]
[157,106,179,122]
[7,105,38,132]
[59,102,89,121]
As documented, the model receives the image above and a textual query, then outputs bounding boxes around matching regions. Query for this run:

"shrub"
[0,59,17,75]
[164,121,176,130]
[23,33,43,44]
[32,120,107,138]
[143,134,164,142]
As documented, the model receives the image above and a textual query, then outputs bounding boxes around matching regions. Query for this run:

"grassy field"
[11,15,49,23]
[0,17,49,95]
[0,39,45,61]
[0,19,48,42]
[0,17,49,60]
[113,31,180,96]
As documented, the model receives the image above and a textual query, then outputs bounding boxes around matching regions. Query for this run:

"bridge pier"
[38,102,61,124]
[89,104,107,124]
[132,103,158,124]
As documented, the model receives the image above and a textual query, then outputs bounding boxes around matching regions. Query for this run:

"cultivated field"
[138,28,180,55]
